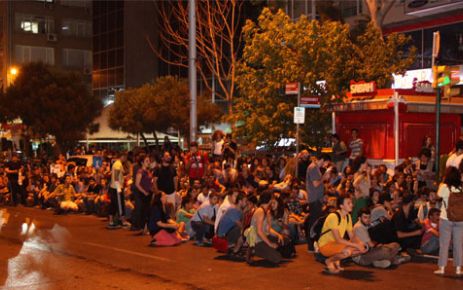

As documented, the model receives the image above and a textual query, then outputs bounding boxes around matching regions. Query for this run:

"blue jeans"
[421,235,439,255]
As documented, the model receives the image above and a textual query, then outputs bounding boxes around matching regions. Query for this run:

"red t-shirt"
[184,152,209,179]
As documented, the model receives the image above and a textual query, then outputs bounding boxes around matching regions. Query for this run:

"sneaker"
[106,223,121,229]
[372,260,392,269]
[456,266,462,276]
[392,255,411,265]
[434,267,445,275]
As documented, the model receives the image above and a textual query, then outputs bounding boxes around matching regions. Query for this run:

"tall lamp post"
[189,0,197,143]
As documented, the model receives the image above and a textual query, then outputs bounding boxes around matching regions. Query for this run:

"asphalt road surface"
[0,206,462,290]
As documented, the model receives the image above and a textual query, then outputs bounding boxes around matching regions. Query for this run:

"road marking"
[83,242,173,262]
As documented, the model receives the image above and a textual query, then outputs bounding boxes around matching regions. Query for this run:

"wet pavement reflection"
[0,208,71,290]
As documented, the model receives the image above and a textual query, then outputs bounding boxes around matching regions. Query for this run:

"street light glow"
[10,67,18,76]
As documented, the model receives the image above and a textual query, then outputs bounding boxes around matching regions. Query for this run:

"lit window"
[20,21,39,34]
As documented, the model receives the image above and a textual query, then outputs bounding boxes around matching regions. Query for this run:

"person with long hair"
[434,166,463,276]
[131,154,153,233]
[246,190,283,265]
[148,192,187,247]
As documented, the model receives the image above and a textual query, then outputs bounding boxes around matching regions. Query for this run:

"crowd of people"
[0,129,462,276]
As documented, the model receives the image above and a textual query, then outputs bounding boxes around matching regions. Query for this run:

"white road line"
[83,242,173,262]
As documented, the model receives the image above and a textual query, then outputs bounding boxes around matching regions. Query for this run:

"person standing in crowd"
[107,152,129,229]
[132,154,153,232]
[211,130,225,162]
[348,129,364,165]
[185,142,209,185]
[223,133,238,165]
[5,154,22,206]
[304,154,324,252]
[446,140,463,169]
[297,150,310,182]
[434,166,463,276]
[331,134,348,173]
[318,194,366,274]
[154,151,178,213]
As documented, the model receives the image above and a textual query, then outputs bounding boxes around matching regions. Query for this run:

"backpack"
[447,189,463,222]
[310,211,348,242]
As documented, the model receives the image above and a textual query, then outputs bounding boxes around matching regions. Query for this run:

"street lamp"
[9,67,18,76]
[7,66,19,86]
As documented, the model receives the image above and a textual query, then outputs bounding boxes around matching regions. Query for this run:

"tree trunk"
[152,131,159,149]
[140,132,149,148]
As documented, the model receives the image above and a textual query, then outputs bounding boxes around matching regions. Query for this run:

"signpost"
[294,107,305,124]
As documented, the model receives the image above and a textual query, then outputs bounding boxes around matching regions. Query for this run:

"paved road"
[0,207,462,290]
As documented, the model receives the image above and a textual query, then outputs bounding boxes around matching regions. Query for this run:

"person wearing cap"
[446,140,463,169]
[184,141,209,186]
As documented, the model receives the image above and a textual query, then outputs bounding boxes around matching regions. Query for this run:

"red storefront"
[332,83,463,163]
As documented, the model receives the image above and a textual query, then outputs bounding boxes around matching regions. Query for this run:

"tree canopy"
[0,62,102,151]
[109,76,220,144]
[229,8,415,147]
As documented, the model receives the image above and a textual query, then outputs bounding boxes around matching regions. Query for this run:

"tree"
[149,0,244,113]
[109,76,220,146]
[353,22,416,88]
[364,0,396,33]
[0,62,102,153]
[230,8,415,148]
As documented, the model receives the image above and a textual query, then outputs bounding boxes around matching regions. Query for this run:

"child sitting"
[176,196,196,238]
[420,208,440,255]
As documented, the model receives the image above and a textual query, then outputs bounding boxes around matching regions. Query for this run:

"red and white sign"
[350,81,377,96]
[285,82,299,95]
[300,96,320,108]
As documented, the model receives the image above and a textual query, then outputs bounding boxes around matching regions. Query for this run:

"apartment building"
[0,0,93,89]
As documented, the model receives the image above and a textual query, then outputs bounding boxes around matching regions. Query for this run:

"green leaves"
[0,62,102,151]
[109,76,221,138]
[230,8,415,148]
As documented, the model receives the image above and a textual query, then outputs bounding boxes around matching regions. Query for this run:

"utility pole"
[432,31,441,180]
[189,0,197,143]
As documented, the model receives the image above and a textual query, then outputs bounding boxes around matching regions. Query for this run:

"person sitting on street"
[191,191,219,246]
[353,207,402,268]
[49,175,79,213]
[216,191,247,256]
[317,194,366,274]
[245,190,283,266]
[148,192,187,247]
[420,208,440,255]
[392,193,423,254]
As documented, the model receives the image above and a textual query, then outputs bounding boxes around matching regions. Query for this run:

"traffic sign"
[294,107,305,124]
[285,83,299,95]
[300,96,320,108]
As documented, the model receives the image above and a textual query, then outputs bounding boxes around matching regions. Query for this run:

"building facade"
[0,0,92,89]
[92,0,159,105]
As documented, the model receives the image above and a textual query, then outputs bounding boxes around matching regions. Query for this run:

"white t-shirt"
[437,183,458,220]
[446,152,463,169]
[214,195,231,232]
[110,160,124,189]
[213,139,224,155]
